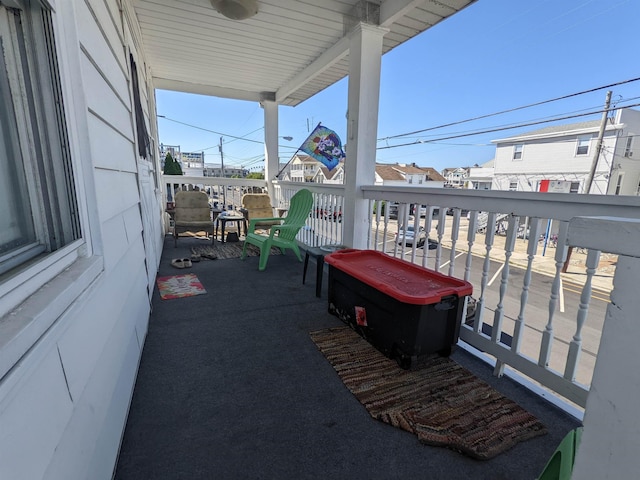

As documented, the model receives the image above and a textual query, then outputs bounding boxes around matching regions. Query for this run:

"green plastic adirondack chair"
[537,427,583,480]
[241,189,313,271]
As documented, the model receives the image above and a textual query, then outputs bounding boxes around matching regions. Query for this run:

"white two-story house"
[491,108,640,195]
[375,163,445,187]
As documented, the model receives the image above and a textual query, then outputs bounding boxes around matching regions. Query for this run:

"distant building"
[375,163,445,187]
[159,143,181,170]
[203,164,247,178]
[441,167,470,188]
[467,160,495,190]
[492,108,640,195]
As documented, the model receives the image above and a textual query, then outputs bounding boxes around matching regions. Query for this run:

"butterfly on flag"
[298,124,346,172]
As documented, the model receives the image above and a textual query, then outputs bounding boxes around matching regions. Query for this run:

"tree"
[163,152,183,175]
[246,172,264,179]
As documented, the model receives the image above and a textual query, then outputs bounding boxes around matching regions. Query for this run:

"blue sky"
[156,0,639,172]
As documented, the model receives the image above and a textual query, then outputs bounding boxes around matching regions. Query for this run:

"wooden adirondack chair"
[241,189,313,271]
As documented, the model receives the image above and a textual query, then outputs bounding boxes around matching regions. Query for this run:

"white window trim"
[576,135,591,156]
[0,0,103,382]
[512,144,523,160]
[615,172,625,195]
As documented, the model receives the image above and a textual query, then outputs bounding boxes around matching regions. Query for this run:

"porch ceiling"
[132,0,475,106]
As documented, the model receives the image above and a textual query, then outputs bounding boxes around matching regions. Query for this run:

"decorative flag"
[299,124,346,172]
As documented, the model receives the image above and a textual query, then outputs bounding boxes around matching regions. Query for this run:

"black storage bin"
[325,249,473,368]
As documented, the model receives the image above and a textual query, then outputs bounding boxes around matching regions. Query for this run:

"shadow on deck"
[115,235,580,480]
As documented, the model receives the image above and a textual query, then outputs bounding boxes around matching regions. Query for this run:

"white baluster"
[382,200,390,253]
[539,221,569,368]
[434,208,446,272]
[492,215,517,348]
[564,248,600,380]
[448,208,461,277]
[422,206,436,269]
[465,211,478,283]
[512,218,541,353]
[475,212,497,332]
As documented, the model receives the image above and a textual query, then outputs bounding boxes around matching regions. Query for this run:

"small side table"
[300,244,347,297]
[215,213,248,243]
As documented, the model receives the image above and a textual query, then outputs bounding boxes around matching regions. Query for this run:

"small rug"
[310,326,547,460]
[191,241,282,260]
[157,274,207,300]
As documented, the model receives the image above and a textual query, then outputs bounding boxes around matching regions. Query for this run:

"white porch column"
[262,100,279,200]
[569,217,640,479]
[344,23,387,249]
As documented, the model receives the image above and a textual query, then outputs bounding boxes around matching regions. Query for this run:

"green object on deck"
[537,427,583,480]
[241,189,313,271]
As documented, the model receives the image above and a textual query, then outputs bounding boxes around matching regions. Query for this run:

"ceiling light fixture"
[210,0,258,20]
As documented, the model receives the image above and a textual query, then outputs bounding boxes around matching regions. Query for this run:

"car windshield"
[399,226,417,236]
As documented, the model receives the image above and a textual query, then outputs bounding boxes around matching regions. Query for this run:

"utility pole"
[219,136,226,208]
[585,90,612,193]
[563,90,611,273]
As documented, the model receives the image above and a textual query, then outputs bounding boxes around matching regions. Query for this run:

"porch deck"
[115,235,580,480]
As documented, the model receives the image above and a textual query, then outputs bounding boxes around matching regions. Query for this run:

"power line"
[157,116,265,145]
[377,102,640,150]
[380,76,640,141]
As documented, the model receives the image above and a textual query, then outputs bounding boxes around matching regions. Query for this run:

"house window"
[509,181,518,191]
[513,144,523,160]
[624,136,633,157]
[0,2,80,275]
[615,172,624,195]
[570,182,580,193]
[576,135,591,155]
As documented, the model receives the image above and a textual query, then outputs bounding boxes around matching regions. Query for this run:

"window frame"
[576,135,591,156]
[615,172,625,195]
[509,180,518,191]
[512,144,523,160]
[624,135,633,157]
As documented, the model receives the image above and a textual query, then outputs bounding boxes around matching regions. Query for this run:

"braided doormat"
[310,326,547,460]
[191,242,282,260]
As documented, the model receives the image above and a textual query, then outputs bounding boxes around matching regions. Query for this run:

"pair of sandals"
[171,254,213,269]
[171,258,192,268]
[171,258,192,269]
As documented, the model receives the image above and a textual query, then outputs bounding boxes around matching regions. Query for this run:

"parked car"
[396,225,427,247]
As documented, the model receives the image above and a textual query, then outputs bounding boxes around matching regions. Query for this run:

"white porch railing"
[162,176,346,246]
[361,185,640,410]
[163,175,640,411]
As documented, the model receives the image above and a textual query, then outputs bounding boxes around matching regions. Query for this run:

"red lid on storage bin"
[325,249,473,305]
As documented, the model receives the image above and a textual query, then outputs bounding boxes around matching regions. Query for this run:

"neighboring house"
[286,154,320,182]
[442,166,470,188]
[467,160,495,190]
[491,108,640,195]
[312,162,345,184]
[375,163,445,187]
[281,154,345,183]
